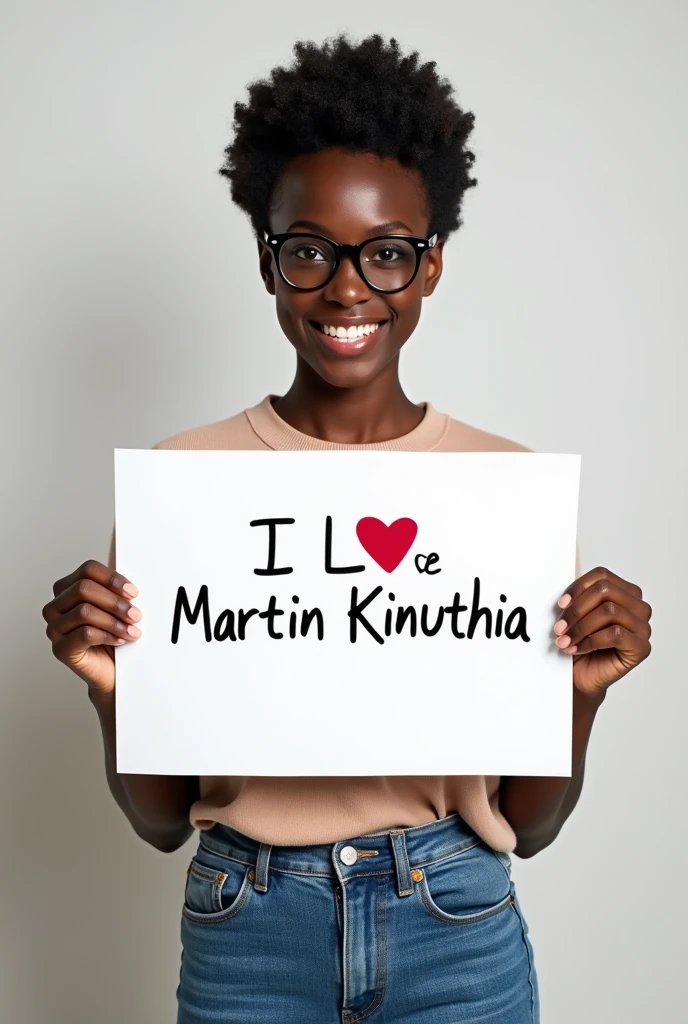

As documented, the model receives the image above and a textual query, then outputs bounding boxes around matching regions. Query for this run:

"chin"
[306,354,391,390]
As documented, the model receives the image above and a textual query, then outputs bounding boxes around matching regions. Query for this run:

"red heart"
[355,517,418,573]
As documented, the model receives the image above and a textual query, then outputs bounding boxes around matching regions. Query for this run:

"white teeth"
[317,322,382,340]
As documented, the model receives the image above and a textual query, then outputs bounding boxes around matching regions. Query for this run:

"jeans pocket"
[416,841,514,925]
[182,844,253,925]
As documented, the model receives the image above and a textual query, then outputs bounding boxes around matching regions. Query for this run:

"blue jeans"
[176,812,539,1023]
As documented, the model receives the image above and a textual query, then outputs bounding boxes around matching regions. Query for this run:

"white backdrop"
[1,1,685,1021]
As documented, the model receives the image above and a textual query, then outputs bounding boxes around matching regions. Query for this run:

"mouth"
[306,319,390,357]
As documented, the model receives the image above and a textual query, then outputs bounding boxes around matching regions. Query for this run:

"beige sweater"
[108,395,580,852]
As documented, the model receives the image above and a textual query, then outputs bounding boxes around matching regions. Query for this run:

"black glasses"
[262,229,439,293]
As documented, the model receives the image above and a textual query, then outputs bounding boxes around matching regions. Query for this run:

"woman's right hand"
[42,560,142,696]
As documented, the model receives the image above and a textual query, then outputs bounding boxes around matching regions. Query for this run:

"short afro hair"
[219,32,478,241]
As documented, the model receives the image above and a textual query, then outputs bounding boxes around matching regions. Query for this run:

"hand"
[42,560,142,696]
[553,566,652,699]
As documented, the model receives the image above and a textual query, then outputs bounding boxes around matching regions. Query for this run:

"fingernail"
[556,634,571,648]
[127,606,142,622]
[127,624,141,637]
[123,583,138,597]
[553,618,568,634]
[558,593,572,608]
[567,645,578,654]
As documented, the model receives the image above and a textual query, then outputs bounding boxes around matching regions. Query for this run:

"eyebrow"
[285,219,415,236]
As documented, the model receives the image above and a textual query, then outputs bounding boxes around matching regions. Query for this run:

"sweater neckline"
[245,395,450,452]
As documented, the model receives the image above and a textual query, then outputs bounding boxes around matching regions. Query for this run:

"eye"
[292,245,328,262]
[368,245,404,263]
[370,245,397,262]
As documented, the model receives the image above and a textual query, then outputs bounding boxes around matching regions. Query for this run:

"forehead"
[270,146,429,239]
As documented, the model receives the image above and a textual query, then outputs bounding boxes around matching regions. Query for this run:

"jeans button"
[340,845,357,865]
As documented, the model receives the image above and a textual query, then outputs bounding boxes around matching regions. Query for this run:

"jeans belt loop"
[390,829,414,897]
[254,842,272,892]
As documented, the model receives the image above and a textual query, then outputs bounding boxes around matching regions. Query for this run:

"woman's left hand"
[553,566,652,700]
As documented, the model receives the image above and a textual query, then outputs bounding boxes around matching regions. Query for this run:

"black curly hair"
[219,32,478,241]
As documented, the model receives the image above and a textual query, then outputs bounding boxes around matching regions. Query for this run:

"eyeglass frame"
[261,228,439,294]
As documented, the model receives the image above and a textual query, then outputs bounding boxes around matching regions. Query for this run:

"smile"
[306,318,390,357]
[311,321,385,340]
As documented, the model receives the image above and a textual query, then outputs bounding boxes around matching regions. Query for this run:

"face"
[257,146,445,390]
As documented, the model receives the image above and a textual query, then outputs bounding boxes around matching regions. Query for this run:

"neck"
[273,357,424,444]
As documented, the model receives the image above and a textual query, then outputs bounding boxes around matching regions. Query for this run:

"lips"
[305,318,390,358]
[311,320,385,339]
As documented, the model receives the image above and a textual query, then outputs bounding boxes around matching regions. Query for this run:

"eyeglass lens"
[278,235,419,290]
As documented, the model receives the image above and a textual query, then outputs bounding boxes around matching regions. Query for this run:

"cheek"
[274,289,309,343]
[388,290,423,338]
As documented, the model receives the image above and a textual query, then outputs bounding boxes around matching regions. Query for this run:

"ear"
[422,238,445,297]
[257,236,276,296]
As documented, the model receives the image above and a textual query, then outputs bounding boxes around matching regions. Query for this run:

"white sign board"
[113,450,580,777]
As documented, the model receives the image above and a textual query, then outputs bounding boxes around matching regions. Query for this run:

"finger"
[45,602,142,644]
[43,576,141,628]
[554,579,651,639]
[558,566,643,609]
[52,626,127,663]
[555,601,651,651]
[51,559,138,601]
[564,623,649,659]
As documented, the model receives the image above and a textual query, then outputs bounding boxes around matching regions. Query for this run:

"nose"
[321,253,372,306]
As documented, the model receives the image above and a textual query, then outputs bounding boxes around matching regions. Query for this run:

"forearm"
[499,686,606,857]
[88,687,197,852]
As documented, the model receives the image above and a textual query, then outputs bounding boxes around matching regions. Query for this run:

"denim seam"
[492,850,512,884]
[187,862,228,911]
[344,878,388,1023]
[417,880,514,925]
[182,865,252,926]
[343,870,396,880]
[340,860,351,1011]
[356,811,463,840]
[510,894,537,1022]
[197,837,483,878]
[188,863,225,883]
[419,836,483,857]
[334,880,342,934]
[390,830,414,896]
[198,840,334,877]
[411,839,482,871]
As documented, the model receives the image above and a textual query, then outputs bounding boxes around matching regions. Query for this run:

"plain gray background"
[2,1,685,1021]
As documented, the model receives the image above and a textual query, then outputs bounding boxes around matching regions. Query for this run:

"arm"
[88,686,197,853]
[500,558,651,858]
[99,522,197,852]
[498,686,606,858]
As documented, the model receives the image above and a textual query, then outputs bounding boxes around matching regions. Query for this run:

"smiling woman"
[236,146,446,407]
[43,26,652,1024]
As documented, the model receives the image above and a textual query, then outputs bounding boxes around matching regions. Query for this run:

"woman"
[42,33,652,1024]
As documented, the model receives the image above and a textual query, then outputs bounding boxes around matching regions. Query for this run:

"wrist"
[87,685,115,712]
[573,684,607,714]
